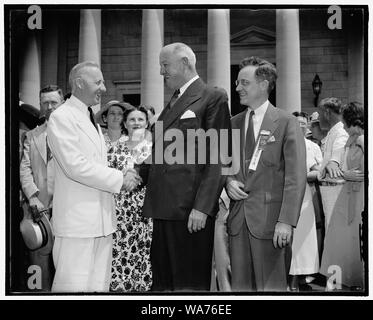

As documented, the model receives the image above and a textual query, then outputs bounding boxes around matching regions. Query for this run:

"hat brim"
[95,100,121,126]
[20,212,54,253]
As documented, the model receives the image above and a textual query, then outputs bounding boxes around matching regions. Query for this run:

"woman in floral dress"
[99,102,153,291]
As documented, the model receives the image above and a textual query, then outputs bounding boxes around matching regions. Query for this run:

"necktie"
[160,89,180,120]
[169,89,180,108]
[245,110,255,161]
[46,135,52,162]
[88,106,98,132]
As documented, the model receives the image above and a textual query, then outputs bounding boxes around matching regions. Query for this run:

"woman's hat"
[20,207,54,254]
[95,100,131,126]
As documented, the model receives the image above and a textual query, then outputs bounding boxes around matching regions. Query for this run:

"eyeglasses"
[235,79,251,87]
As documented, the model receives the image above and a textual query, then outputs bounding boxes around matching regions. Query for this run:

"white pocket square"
[267,135,276,143]
[180,110,196,119]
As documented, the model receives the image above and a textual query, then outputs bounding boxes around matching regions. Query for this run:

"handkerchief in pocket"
[180,110,196,119]
[267,135,276,143]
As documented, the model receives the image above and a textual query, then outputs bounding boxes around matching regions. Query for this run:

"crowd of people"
[18,42,365,293]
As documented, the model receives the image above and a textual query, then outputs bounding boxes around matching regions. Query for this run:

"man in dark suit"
[143,42,230,291]
[226,57,306,291]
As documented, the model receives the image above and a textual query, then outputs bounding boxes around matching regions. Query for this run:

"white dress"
[289,139,320,275]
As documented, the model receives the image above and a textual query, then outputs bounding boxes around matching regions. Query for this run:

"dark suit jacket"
[227,103,307,239]
[143,78,231,220]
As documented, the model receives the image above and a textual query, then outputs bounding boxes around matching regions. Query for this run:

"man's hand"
[29,195,45,211]
[122,168,142,192]
[324,161,343,179]
[273,222,293,249]
[343,169,364,182]
[187,209,208,234]
[226,180,248,201]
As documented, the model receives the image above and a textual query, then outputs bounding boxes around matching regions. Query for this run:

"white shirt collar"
[179,75,199,97]
[245,100,269,141]
[247,100,269,117]
[69,95,90,116]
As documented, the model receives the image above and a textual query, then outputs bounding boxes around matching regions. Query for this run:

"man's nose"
[101,82,106,93]
[160,66,165,75]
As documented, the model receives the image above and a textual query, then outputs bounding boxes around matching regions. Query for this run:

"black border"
[4,4,369,298]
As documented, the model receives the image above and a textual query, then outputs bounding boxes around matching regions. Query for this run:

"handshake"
[121,168,143,192]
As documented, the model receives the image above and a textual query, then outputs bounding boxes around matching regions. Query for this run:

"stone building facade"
[15,7,365,117]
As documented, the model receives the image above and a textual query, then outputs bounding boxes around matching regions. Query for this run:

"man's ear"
[76,77,84,90]
[260,79,269,93]
[181,56,189,66]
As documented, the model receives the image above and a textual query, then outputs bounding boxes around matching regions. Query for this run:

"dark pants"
[151,217,214,291]
[229,223,287,291]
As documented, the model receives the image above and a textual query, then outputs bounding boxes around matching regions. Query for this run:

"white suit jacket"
[320,121,348,172]
[47,95,123,238]
[20,123,54,208]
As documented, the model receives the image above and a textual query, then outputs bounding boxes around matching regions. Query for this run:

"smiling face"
[124,110,148,137]
[236,65,267,109]
[79,67,106,106]
[40,91,63,120]
[159,48,186,90]
[105,105,124,130]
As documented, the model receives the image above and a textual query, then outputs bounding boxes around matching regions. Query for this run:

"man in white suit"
[20,85,64,290]
[47,61,140,292]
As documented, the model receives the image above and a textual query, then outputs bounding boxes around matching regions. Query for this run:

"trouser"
[28,249,54,291]
[151,217,214,291]
[319,184,343,232]
[52,235,112,292]
[229,223,287,291]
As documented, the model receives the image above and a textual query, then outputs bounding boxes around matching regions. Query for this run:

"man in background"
[20,85,65,290]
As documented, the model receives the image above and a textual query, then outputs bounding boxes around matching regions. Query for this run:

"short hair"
[319,97,343,115]
[39,85,64,100]
[122,105,149,135]
[141,104,156,116]
[165,42,196,70]
[239,56,277,94]
[342,101,364,129]
[69,61,100,90]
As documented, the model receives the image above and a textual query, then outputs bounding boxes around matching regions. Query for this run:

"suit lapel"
[68,105,102,153]
[235,112,247,179]
[258,103,279,138]
[154,78,204,144]
[32,124,47,164]
[243,103,279,191]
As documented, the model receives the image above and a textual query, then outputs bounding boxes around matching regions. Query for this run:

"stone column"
[41,21,58,87]
[78,9,101,66]
[276,9,301,113]
[207,9,231,109]
[140,9,164,114]
[348,11,364,104]
[19,32,41,108]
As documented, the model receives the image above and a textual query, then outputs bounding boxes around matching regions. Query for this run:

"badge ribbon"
[248,130,271,171]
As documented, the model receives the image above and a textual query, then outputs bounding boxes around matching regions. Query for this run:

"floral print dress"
[104,133,153,292]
